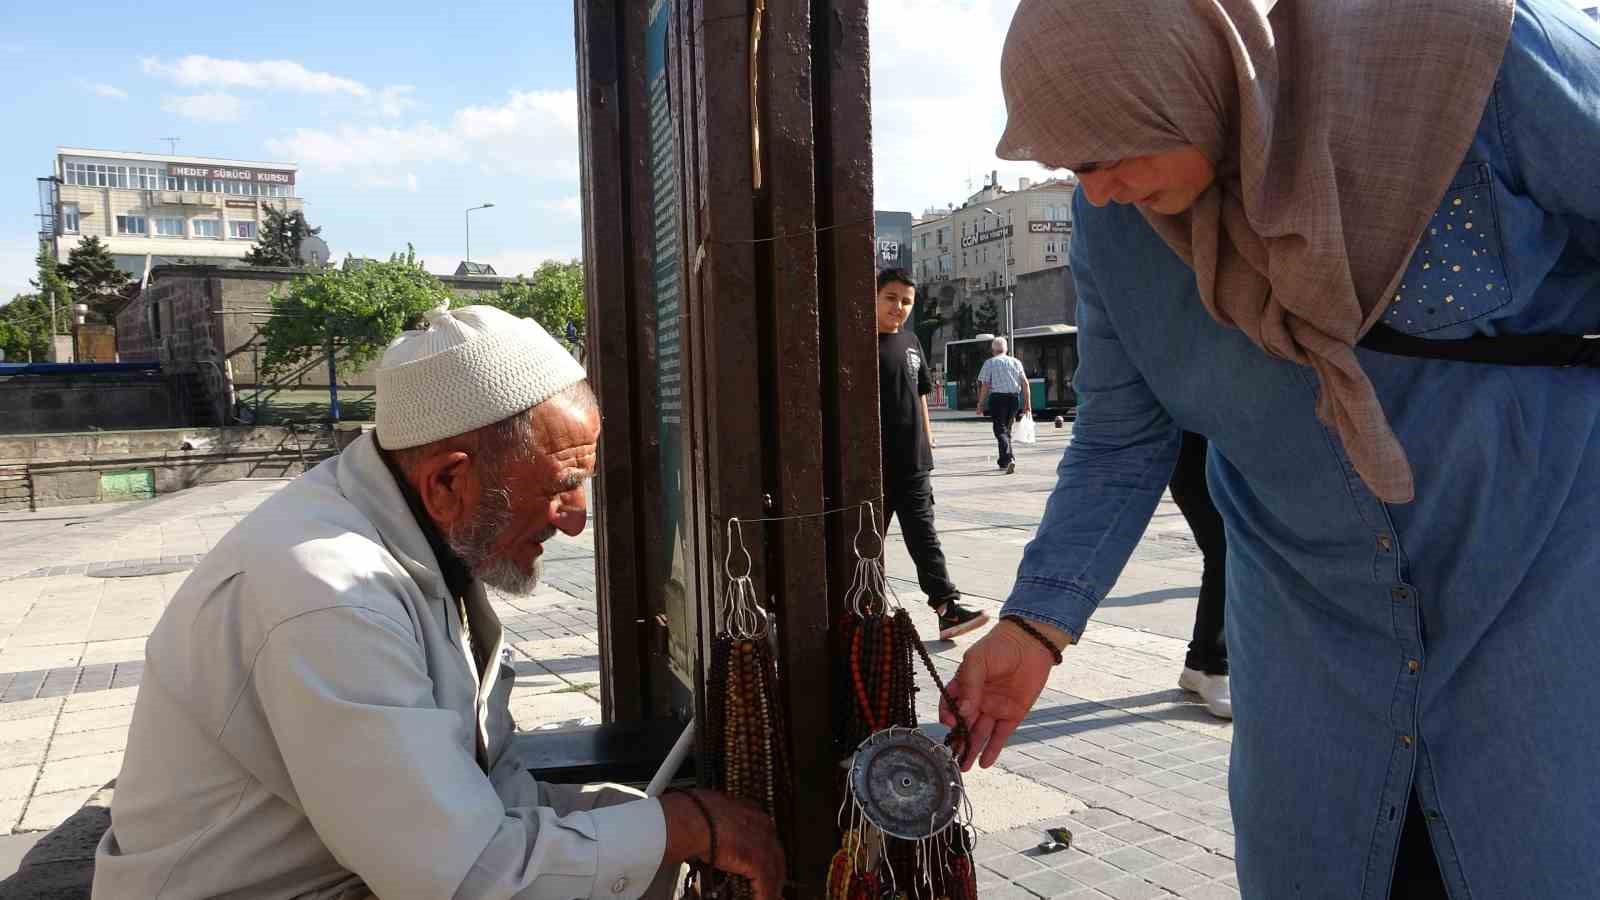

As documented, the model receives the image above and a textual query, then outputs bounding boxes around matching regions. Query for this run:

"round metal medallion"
[848,728,964,841]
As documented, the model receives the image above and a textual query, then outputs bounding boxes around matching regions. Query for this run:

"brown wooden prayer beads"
[694,635,792,900]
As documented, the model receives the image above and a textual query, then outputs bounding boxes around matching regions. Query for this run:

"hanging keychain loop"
[721,517,767,639]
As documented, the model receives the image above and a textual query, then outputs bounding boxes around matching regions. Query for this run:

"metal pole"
[1006,210,1015,343]
[645,718,696,797]
[326,329,340,423]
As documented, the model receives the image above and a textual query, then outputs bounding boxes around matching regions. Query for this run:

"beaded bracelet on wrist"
[1001,615,1064,665]
[674,788,718,869]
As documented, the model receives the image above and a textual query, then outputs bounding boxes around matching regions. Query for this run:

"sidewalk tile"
[1144,862,1210,894]
[46,726,128,762]
[1101,845,1164,874]
[1183,883,1242,900]
[56,705,134,735]
[35,751,122,794]
[1016,868,1083,898]
[978,884,1038,900]
[984,852,1047,880]
[0,796,22,834]
[18,785,96,832]
[1103,822,1164,844]
[1054,857,1125,886]
[0,764,39,801]
[0,696,65,723]
[0,717,55,745]
[1095,875,1169,900]
[0,738,47,769]
[1180,852,1237,880]
[1143,836,1205,862]
[63,685,139,713]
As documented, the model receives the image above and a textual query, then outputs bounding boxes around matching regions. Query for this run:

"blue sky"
[0,0,587,299]
[26,1,1595,300]
[0,0,1068,301]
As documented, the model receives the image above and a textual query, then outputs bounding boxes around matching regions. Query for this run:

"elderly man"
[975,337,1030,474]
[93,305,783,900]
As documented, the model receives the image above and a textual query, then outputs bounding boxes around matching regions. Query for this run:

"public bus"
[942,324,1079,418]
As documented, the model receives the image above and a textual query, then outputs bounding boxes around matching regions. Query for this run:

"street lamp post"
[984,206,1015,344]
[465,202,496,265]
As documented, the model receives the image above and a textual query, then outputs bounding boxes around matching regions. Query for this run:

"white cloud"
[269,89,579,182]
[377,85,417,119]
[87,83,128,99]
[450,90,580,178]
[140,55,415,118]
[163,93,243,122]
[142,55,368,96]
[268,123,463,172]
[868,0,1058,213]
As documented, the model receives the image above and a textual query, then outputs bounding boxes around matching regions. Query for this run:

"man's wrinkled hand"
[664,790,786,900]
[939,619,1061,771]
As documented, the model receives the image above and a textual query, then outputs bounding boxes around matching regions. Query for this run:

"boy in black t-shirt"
[877,269,989,640]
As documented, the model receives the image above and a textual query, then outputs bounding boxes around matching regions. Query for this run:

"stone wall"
[118,264,512,392]
[0,424,357,511]
[1013,267,1077,330]
[0,373,177,435]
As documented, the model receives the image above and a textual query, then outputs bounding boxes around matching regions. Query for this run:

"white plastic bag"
[1014,414,1037,444]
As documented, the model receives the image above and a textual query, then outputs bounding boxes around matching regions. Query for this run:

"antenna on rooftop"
[161,137,181,155]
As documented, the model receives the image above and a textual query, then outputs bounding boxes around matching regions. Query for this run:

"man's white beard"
[447,483,544,596]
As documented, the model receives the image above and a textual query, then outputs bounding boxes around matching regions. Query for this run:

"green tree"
[954,302,976,341]
[911,295,946,359]
[59,237,129,323]
[245,207,322,267]
[482,259,585,343]
[0,294,53,362]
[29,247,71,334]
[974,296,1000,334]
[258,246,453,380]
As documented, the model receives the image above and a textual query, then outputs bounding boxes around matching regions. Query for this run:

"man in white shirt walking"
[976,337,1031,474]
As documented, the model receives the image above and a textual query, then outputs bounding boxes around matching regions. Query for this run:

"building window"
[132,167,161,190]
[231,221,258,240]
[60,203,80,234]
[154,217,185,237]
[192,218,220,238]
[64,162,129,188]
[116,214,146,235]
[165,176,179,191]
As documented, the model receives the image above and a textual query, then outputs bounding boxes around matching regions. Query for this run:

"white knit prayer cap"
[376,302,586,450]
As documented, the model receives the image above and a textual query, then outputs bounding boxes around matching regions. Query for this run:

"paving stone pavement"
[0,416,1237,897]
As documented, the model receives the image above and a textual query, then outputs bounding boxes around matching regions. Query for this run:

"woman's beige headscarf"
[996,0,1515,503]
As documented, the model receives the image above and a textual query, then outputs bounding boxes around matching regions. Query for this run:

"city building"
[909,173,1078,365]
[912,172,1076,292]
[38,147,305,281]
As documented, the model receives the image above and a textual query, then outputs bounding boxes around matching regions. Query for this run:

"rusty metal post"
[576,0,878,894]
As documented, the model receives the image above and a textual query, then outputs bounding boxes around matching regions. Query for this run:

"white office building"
[40,147,305,279]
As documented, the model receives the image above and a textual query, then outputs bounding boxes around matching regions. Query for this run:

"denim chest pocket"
[1381,162,1512,335]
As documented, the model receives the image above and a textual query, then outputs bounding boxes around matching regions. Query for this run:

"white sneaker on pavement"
[1179,667,1233,720]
